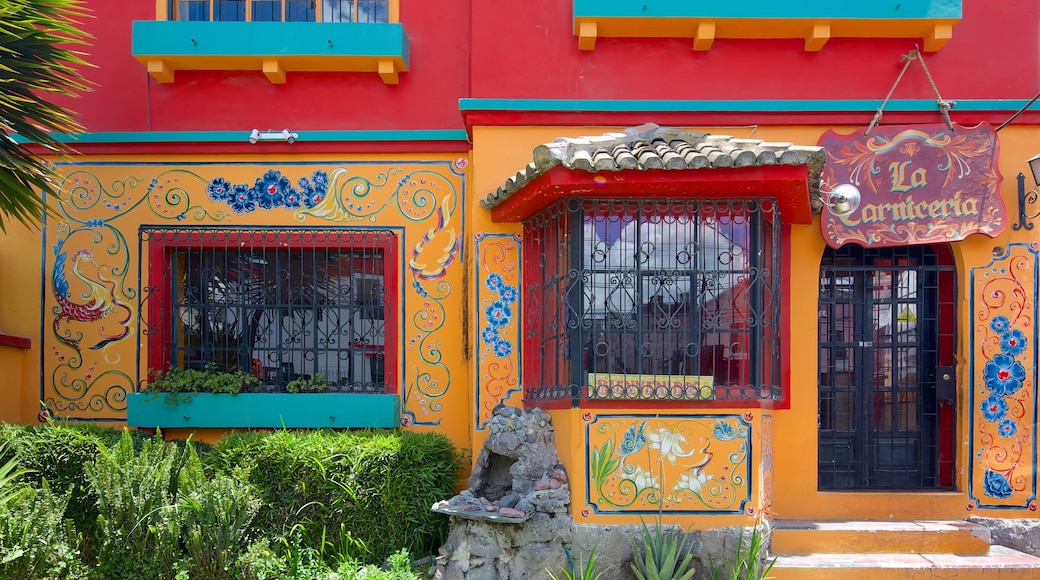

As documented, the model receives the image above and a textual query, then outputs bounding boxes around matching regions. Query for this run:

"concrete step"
[769,545,1040,580]
[771,520,992,555]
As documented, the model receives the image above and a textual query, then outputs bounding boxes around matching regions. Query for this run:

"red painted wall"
[62,1,471,133]
[469,0,1039,102]
[54,1,1039,134]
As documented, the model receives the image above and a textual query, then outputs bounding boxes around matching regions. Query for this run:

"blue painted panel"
[132,21,408,62]
[573,0,962,20]
[126,392,401,429]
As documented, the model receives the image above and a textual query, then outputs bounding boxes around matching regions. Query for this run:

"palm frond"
[0,0,92,232]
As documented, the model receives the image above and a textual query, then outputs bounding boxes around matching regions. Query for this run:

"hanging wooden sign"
[819,123,1006,248]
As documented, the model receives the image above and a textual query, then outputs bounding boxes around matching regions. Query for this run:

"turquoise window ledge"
[131,21,409,84]
[573,0,961,20]
[126,392,402,429]
[572,0,962,52]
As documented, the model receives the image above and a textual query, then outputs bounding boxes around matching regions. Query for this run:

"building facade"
[1,0,1040,535]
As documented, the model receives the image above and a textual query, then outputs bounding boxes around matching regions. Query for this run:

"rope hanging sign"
[865,46,955,136]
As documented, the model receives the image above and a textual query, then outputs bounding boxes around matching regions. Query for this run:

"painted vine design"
[44,162,464,424]
[475,233,521,430]
[971,243,1037,509]
[587,415,751,514]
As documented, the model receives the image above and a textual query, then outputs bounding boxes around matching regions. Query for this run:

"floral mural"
[42,160,466,426]
[474,233,522,430]
[969,242,1038,511]
[584,413,753,515]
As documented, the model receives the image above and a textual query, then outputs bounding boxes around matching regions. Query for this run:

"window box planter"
[126,392,401,429]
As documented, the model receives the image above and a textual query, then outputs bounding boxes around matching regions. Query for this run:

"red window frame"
[145,228,399,393]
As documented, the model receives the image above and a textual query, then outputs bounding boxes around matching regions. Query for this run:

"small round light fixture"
[824,183,862,216]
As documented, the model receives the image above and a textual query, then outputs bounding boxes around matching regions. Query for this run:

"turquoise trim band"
[12,129,469,144]
[459,98,1040,113]
[573,0,961,20]
[132,21,408,63]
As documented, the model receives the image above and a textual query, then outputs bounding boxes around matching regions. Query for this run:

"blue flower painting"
[983,469,1013,499]
[983,353,1026,397]
[205,170,330,214]
[980,394,1008,422]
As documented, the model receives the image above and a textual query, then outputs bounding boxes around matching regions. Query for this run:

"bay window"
[523,198,782,406]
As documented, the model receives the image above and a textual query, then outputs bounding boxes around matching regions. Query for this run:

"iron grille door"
[818,245,955,490]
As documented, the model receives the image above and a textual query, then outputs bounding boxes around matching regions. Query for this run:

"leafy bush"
[0,422,151,561]
[285,373,329,393]
[0,482,87,580]
[180,473,261,580]
[146,364,261,396]
[206,429,463,564]
[85,430,187,580]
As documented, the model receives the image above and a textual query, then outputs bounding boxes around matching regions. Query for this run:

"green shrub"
[0,482,87,580]
[206,429,463,564]
[85,430,187,580]
[285,373,329,393]
[180,474,261,580]
[146,364,261,397]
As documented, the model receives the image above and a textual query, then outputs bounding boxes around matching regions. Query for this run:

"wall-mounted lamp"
[821,183,862,217]
[1012,154,1040,230]
[248,129,298,144]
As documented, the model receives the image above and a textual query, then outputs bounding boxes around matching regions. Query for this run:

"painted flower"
[486,273,504,292]
[485,300,512,328]
[983,353,1026,396]
[283,188,302,209]
[207,177,232,201]
[1000,329,1027,357]
[229,184,256,213]
[253,170,289,209]
[647,427,694,465]
[302,182,327,208]
[980,394,1008,422]
[481,326,499,345]
[983,469,1013,499]
[312,169,329,187]
[674,470,713,497]
[997,418,1018,439]
[493,337,513,358]
[990,315,1011,335]
[499,285,518,304]
[620,465,659,493]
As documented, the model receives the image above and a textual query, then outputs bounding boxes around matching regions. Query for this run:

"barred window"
[142,228,396,393]
[522,198,782,405]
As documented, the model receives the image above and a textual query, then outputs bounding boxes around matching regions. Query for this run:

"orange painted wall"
[471,123,1040,523]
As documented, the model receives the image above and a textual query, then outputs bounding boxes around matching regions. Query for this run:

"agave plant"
[0,0,91,232]
[630,517,696,580]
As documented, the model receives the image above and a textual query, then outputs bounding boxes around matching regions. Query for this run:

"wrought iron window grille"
[522,198,783,407]
[138,227,396,394]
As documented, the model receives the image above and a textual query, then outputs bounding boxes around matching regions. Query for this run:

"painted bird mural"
[52,239,132,350]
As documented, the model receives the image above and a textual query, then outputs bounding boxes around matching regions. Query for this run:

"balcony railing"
[163,0,392,23]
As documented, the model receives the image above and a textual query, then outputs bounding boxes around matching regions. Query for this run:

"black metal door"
[818,245,956,490]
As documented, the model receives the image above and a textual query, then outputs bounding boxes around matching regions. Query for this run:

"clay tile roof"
[480,123,827,212]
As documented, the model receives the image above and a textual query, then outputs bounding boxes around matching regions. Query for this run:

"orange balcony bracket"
[578,21,598,51]
[805,22,830,52]
[378,59,400,84]
[262,59,286,84]
[693,21,715,51]
[146,59,175,83]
